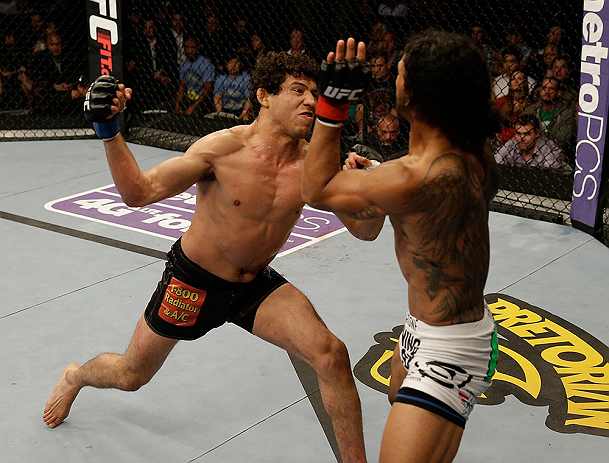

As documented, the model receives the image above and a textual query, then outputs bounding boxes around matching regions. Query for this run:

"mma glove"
[316,59,371,127]
[84,75,123,141]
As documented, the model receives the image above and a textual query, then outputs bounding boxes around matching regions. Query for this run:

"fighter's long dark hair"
[249,51,318,117]
[401,29,501,159]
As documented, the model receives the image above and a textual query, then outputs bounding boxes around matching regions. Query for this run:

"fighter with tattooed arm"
[302,32,500,463]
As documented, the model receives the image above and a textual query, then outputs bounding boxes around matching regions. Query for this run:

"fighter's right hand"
[84,75,131,141]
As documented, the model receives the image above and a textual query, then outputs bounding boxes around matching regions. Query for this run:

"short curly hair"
[249,51,319,117]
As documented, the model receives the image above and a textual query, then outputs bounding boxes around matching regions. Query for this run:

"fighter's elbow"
[121,194,147,208]
[119,186,151,207]
[346,223,382,242]
[301,188,324,208]
[356,231,380,241]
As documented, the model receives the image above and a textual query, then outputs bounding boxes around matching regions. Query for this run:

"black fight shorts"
[144,238,288,340]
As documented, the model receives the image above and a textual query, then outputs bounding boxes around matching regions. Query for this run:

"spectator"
[496,70,533,143]
[213,56,250,119]
[550,54,578,106]
[355,52,395,134]
[381,30,400,70]
[153,2,171,31]
[1,27,22,71]
[493,46,536,100]
[503,23,533,68]
[495,114,563,169]
[241,32,267,73]
[524,76,577,163]
[174,37,215,116]
[366,21,388,57]
[0,28,29,110]
[127,18,178,112]
[33,20,59,55]
[198,14,227,71]
[21,10,46,56]
[287,28,305,55]
[546,25,563,48]
[251,33,267,58]
[533,24,563,62]
[469,23,497,74]
[25,32,85,114]
[526,43,560,82]
[226,18,251,56]
[125,4,143,41]
[169,12,188,66]
[353,113,408,162]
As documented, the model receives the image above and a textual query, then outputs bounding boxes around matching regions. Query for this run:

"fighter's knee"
[314,336,351,375]
[118,371,152,392]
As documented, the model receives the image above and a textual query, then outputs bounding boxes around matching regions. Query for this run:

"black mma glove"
[84,75,123,141]
[316,58,371,127]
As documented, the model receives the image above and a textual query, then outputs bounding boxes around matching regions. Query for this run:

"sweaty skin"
[303,39,494,326]
[110,75,318,283]
[179,123,308,282]
[44,75,376,463]
[43,76,318,428]
[382,151,490,325]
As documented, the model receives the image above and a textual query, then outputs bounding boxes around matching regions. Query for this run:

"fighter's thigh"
[121,314,180,376]
[388,343,407,404]
[380,403,464,463]
[252,283,338,362]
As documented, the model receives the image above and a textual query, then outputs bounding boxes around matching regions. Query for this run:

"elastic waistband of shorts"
[170,238,253,290]
[407,302,495,336]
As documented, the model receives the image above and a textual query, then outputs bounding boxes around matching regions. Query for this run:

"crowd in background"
[0,0,580,168]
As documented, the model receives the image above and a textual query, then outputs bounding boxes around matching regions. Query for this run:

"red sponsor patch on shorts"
[158,277,206,327]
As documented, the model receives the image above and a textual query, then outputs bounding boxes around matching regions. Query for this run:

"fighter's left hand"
[109,83,132,116]
[326,38,366,66]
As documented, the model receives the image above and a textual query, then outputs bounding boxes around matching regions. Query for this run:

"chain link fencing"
[1,1,606,243]
[0,1,90,139]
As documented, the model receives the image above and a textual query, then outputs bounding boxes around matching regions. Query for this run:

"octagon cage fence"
[1,0,607,245]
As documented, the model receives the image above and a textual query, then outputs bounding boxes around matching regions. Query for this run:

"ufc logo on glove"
[322,86,364,101]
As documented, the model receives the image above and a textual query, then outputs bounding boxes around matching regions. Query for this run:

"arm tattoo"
[407,153,490,323]
[347,205,382,220]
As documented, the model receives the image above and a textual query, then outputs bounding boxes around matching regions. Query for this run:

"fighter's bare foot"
[43,363,81,428]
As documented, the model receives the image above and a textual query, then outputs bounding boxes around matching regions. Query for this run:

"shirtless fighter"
[43,52,372,463]
[302,33,500,462]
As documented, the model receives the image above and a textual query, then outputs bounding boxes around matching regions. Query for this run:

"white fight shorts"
[396,303,498,428]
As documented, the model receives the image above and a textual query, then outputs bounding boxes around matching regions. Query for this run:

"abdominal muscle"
[180,195,300,283]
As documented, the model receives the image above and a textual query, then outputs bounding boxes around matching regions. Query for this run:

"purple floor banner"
[44,185,347,258]
[571,0,609,231]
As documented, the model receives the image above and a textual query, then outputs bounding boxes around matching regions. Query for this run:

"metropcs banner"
[571,0,609,229]
[86,0,123,82]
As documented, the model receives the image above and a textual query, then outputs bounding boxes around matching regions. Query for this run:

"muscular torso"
[180,125,306,282]
[389,151,492,326]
